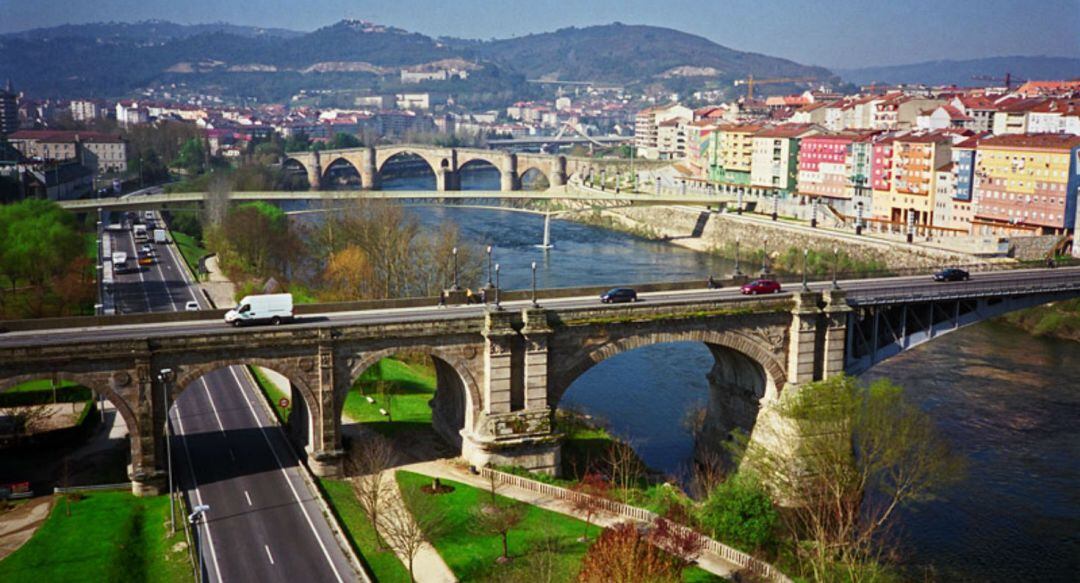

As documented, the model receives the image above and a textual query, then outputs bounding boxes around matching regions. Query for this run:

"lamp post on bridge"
[531,261,539,308]
[189,505,210,583]
[802,248,810,292]
[451,246,460,291]
[734,237,743,277]
[761,237,770,276]
[157,368,175,535]
[772,192,779,221]
[832,246,840,289]
[494,263,502,310]
[485,245,494,289]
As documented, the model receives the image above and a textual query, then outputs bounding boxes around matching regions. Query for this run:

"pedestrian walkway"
[398,460,739,579]
[375,469,457,583]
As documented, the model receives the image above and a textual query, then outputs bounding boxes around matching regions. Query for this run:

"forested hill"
[0,20,832,102]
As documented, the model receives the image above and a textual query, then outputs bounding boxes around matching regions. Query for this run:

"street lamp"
[485,245,494,289]
[772,192,779,221]
[761,237,769,276]
[734,237,742,276]
[531,261,539,308]
[189,504,210,583]
[810,198,819,228]
[494,263,502,310]
[832,246,840,289]
[158,368,175,535]
[802,248,810,292]
[451,246,460,291]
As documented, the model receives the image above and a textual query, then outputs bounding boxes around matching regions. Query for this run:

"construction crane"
[733,75,818,100]
[971,72,1018,91]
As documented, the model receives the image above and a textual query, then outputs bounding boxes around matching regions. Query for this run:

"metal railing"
[479,467,792,582]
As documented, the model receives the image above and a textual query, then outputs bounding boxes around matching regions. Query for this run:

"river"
[337,162,1080,580]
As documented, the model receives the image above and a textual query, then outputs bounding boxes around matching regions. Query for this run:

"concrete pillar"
[786,291,822,386]
[483,310,517,414]
[550,156,567,187]
[130,361,164,496]
[822,289,852,379]
[500,153,518,192]
[521,308,551,410]
[361,146,379,190]
[309,341,343,477]
[306,151,322,191]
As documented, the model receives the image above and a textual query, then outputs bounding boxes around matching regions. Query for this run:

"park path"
[0,496,54,561]
[375,469,457,583]
[399,460,739,579]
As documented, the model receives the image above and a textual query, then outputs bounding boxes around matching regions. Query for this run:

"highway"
[103,212,358,582]
[4,265,1079,349]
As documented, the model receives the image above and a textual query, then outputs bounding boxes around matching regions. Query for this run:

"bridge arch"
[322,157,363,190]
[281,157,312,190]
[551,328,786,409]
[519,166,551,190]
[343,345,482,450]
[0,372,140,441]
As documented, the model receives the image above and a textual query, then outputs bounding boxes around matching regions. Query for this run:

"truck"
[111,251,128,274]
[224,294,294,327]
[133,224,148,242]
[153,229,167,244]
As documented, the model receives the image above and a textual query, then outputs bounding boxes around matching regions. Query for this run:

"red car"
[740,279,782,295]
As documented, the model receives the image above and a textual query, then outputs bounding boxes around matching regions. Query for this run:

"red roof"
[8,130,125,143]
[979,133,1080,151]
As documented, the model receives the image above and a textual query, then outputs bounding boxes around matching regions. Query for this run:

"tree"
[174,137,207,175]
[578,522,685,583]
[322,245,375,300]
[570,471,610,541]
[383,484,449,583]
[471,498,527,563]
[695,473,779,553]
[648,517,705,572]
[604,441,645,499]
[329,132,363,149]
[748,375,965,581]
[348,435,397,550]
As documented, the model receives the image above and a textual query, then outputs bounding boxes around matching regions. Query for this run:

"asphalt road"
[105,212,358,582]
[3,265,1079,349]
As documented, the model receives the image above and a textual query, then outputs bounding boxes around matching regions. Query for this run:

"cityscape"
[0,2,1078,583]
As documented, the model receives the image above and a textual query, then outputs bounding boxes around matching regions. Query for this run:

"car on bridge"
[600,288,638,303]
[741,279,782,295]
[933,268,970,282]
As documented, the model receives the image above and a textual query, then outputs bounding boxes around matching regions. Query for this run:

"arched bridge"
[285,145,628,192]
[1,267,1077,495]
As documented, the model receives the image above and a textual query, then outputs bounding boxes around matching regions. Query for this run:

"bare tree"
[570,471,611,542]
[382,484,449,583]
[348,435,398,550]
[604,441,645,499]
[471,498,527,563]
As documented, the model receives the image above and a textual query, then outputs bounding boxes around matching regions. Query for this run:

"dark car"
[933,268,970,282]
[740,279,782,295]
[600,288,638,304]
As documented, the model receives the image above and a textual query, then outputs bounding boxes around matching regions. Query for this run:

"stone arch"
[172,359,319,447]
[0,372,140,441]
[342,346,482,448]
[322,157,363,189]
[281,157,312,190]
[519,166,551,190]
[551,328,787,408]
[457,158,503,190]
[376,149,440,177]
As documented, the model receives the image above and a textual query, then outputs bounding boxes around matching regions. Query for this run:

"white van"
[224,294,293,327]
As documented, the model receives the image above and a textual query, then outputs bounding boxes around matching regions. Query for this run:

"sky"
[1,0,1077,69]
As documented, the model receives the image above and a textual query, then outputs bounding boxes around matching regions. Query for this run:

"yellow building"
[708,124,762,186]
[874,133,952,226]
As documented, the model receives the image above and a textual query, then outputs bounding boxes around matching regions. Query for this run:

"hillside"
[0,19,832,104]
[459,23,833,87]
[835,56,1080,86]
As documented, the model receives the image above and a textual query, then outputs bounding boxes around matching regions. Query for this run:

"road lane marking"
[173,397,225,583]
[202,379,228,435]
[125,229,154,312]
[264,545,275,565]
[227,367,346,583]
[244,490,252,506]
[228,448,236,462]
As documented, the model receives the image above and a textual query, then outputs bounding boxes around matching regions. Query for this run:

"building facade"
[750,123,819,194]
[7,130,129,175]
[0,81,17,135]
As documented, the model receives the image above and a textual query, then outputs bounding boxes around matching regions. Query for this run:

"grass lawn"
[318,478,411,583]
[0,491,191,583]
[395,471,722,581]
[248,366,291,424]
[344,358,436,437]
[4,379,80,393]
[171,231,206,280]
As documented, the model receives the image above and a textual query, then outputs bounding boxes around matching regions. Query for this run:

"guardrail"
[478,467,792,582]
[847,271,1080,306]
[54,482,131,494]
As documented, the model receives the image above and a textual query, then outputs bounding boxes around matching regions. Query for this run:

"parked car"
[600,288,638,304]
[933,268,970,282]
[185,301,199,311]
[740,279,782,295]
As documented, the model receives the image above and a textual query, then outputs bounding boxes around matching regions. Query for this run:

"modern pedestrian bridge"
[2,267,1077,495]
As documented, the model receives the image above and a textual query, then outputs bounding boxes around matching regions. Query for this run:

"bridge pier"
[131,362,166,496]
[308,341,345,477]
[306,150,323,191]
[361,146,380,191]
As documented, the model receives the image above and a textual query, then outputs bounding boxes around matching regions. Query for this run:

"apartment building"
[873,132,953,226]
[750,123,821,194]
[709,124,763,186]
[634,104,693,159]
[972,133,1080,235]
[7,130,129,174]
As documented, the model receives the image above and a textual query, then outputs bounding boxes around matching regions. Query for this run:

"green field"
[4,379,80,394]
[0,492,192,583]
[395,471,723,582]
[344,358,437,436]
[247,366,292,424]
[171,231,206,280]
[318,478,411,583]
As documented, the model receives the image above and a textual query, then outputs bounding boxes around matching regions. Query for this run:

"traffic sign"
[278,398,290,409]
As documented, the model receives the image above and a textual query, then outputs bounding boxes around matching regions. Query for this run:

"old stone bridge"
[285,145,619,191]
[2,268,1079,495]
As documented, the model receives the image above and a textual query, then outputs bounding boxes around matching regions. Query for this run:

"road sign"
[278,398,290,409]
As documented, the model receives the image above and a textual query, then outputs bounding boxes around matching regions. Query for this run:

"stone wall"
[1009,234,1064,260]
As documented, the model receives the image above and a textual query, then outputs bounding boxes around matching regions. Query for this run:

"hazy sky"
[1,0,1077,69]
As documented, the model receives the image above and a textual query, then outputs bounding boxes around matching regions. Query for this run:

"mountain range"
[0,20,833,104]
[835,56,1080,87]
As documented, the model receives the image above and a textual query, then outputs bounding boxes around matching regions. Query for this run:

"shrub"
[696,473,779,553]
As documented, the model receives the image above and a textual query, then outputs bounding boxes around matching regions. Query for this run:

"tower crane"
[733,75,818,100]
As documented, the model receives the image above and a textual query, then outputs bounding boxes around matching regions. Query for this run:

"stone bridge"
[3,268,1079,496]
[285,145,605,192]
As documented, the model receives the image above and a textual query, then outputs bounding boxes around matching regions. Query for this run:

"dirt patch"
[0,496,54,561]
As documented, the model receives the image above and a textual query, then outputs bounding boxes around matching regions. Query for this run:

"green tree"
[283,132,311,153]
[174,138,207,175]
[329,132,363,149]
[696,473,779,553]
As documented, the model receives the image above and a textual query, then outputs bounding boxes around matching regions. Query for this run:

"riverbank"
[1001,298,1080,342]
